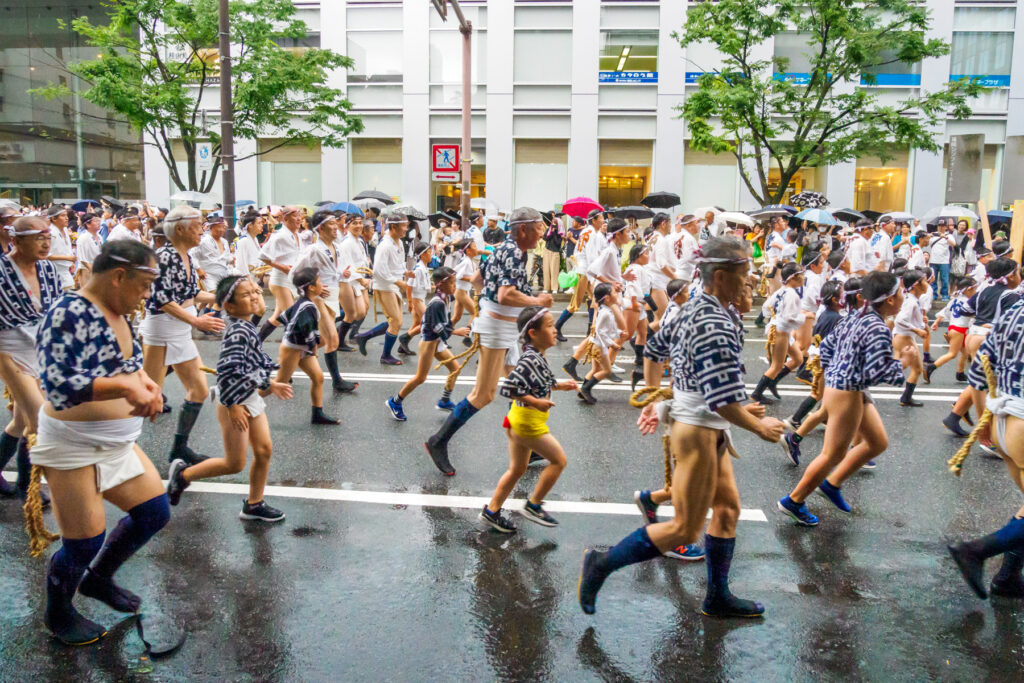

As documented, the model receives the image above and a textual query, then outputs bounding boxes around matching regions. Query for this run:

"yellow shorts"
[505,403,550,438]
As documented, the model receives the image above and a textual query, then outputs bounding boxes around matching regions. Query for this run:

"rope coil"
[808,334,824,397]
[630,386,675,492]
[757,264,769,297]
[22,435,59,558]
[765,323,777,364]
[948,354,996,476]
[434,334,480,392]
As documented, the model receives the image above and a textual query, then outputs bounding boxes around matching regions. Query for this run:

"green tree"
[33,0,363,193]
[678,0,983,206]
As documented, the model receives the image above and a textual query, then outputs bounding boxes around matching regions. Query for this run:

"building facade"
[143,0,1024,215]
[0,1,145,205]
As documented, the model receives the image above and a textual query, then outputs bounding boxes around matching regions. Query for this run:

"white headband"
[870,281,901,303]
[519,307,549,341]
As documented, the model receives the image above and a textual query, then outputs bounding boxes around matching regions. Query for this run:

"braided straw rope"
[4,385,11,412]
[948,354,997,476]
[808,334,825,396]
[200,366,217,375]
[631,386,676,492]
[23,435,59,558]
[765,323,777,364]
[434,334,480,392]
[757,265,769,297]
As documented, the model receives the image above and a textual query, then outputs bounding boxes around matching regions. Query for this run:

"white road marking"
[3,472,767,522]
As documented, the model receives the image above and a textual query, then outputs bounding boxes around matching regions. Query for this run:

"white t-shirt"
[48,224,75,287]
[927,233,954,265]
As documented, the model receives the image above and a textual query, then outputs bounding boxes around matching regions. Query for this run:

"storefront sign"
[859,73,922,87]
[946,134,984,204]
[197,142,214,172]
[951,74,1011,88]
[599,71,657,84]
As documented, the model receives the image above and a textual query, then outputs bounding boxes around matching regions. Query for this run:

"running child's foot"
[607,373,623,384]
[380,355,403,366]
[435,398,456,412]
[923,362,936,383]
[781,433,801,466]
[942,413,971,437]
[578,548,608,615]
[956,371,968,383]
[630,368,643,392]
[166,458,190,506]
[701,590,765,618]
[333,379,359,394]
[861,459,877,470]
[311,407,341,425]
[528,452,545,467]
[948,542,988,599]
[356,335,369,356]
[522,501,558,527]
[78,568,141,613]
[633,489,658,525]
[777,496,819,526]
[578,387,597,405]
[479,505,517,533]
[556,330,567,342]
[563,360,583,382]
[385,396,407,421]
[664,544,705,561]
[990,572,1024,599]
[239,499,286,522]
[783,416,801,432]
[900,398,924,407]
[817,480,852,512]
[168,446,208,466]
[0,475,16,498]
[768,383,782,401]
[425,439,455,476]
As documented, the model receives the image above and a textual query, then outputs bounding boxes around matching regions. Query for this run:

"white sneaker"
[611,364,625,373]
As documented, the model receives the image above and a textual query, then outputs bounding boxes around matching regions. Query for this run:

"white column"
[568,0,599,199]
[654,1,685,198]
[485,0,514,210]
[233,137,258,204]
[402,0,431,210]
[321,0,348,199]
[143,132,170,206]
[826,163,856,209]
[910,0,954,214]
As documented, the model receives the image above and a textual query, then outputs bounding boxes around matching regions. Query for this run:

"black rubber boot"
[750,375,777,405]
[578,378,598,405]
[169,401,208,465]
[563,358,582,382]
[311,406,340,425]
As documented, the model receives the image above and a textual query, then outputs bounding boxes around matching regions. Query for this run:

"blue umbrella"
[988,210,1013,224]
[71,199,101,212]
[795,208,839,226]
[329,202,364,216]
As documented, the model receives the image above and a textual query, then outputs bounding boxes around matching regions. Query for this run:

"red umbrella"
[561,197,603,219]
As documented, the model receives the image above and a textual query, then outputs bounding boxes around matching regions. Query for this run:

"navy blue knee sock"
[431,398,479,447]
[0,430,18,472]
[49,533,105,600]
[705,534,736,598]
[15,437,31,491]
[383,332,397,357]
[90,494,170,579]
[554,308,572,331]
[599,526,661,575]
[359,322,388,340]
[968,516,1024,560]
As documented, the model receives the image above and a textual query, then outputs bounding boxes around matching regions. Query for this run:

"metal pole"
[218,0,236,235]
[459,21,472,232]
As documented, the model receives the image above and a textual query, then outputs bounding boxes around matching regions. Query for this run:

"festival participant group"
[1,198,1023,644]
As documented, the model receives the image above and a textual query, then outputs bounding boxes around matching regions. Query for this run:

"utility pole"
[434,0,472,231]
[217,0,236,235]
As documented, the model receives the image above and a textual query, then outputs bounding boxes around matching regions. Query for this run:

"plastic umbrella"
[790,191,829,208]
[693,206,723,219]
[832,208,865,222]
[878,211,916,224]
[562,197,603,219]
[389,205,427,221]
[640,191,680,209]
[609,206,654,220]
[314,200,335,207]
[352,190,396,205]
[470,197,501,215]
[717,211,755,228]
[71,199,100,212]
[748,205,796,219]
[795,208,839,226]
[329,201,364,216]
[920,205,980,227]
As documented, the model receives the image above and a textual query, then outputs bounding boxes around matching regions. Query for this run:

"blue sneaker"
[435,398,456,412]
[777,496,819,526]
[385,396,407,421]
[780,433,801,466]
[817,480,852,513]
[664,544,705,561]
[862,459,877,470]
[633,490,659,526]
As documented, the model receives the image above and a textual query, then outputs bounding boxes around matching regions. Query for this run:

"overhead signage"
[599,71,658,84]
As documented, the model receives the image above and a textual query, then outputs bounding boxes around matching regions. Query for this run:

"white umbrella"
[717,211,755,228]
[920,205,980,226]
[170,190,220,211]
[0,198,20,211]
[470,197,501,215]
[693,206,722,218]
[353,197,386,211]
[879,211,917,224]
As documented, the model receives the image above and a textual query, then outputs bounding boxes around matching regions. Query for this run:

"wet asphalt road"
[2,305,1023,681]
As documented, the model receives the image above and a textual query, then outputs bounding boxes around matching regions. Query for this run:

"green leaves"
[30,0,362,192]
[677,0,980,205]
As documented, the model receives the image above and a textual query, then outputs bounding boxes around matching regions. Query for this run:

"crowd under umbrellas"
[1,183,1022,664]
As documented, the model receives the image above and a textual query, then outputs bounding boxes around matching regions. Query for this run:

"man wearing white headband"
[46,205,76,290]
[194,213,235,295]
[106,208,143,243]
[554,209,604,341]
[75,214,103,288]
[355,212,414,365]
[0,216,64,501]
[425,207,552,476]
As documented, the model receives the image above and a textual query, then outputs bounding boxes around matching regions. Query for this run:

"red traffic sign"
[432,144,459,174]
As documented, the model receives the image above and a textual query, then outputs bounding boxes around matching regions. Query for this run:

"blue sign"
[951,74,1010,87]
[599,71,658,84]
[860,73,922,87]
[685,71,703,84]
[773,72,812,84]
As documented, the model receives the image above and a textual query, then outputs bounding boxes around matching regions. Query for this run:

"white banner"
[197,141,214,172]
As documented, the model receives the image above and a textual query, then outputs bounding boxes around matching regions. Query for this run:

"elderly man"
[425,207,553,475]
[106,208,144,243]
[140,206,224,465]
[47,205,76,289]
[194,212,235,295]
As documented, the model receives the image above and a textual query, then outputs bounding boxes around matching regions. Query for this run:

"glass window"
[950,33,1014,86]
[682,143,735,212]
[598,140,652,207]
[514,140,568,209]
[954,7,1015,32]
[347,31,403,83]
[598,85,657,109]
[599,30,658,84]
[293,7,321,33]
[430,31,488,83]
[347,85,403,109]
[350,138,402,199]
[346,7,403,30]
[862,48,920,87]
[514,6,573,29]
[773,32,814,81]
[429,85,488,108]
[514,31,572,82]
[430,5,486,29]
[513,85,572,109]
[685,40,728,84]
[855,151,909,212]
[600,6,659,28]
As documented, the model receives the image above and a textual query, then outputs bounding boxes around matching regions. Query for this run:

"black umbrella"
[390,205,427,221]
[353,190,396,205]
[314,200,335,207]
[748,205,796,219]
[862,209,882,222]
[610,205,655,220]
[790,191,829,209]
[101,195,124,209]
[832,208,865,222]
[428,212,453,228]
[640,192,681,209]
